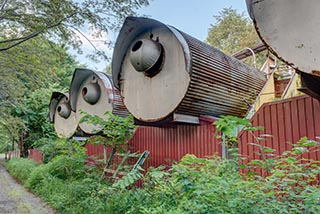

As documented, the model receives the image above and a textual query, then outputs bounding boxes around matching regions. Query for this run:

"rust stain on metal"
[176,32,266,118]
[253,20,298,70]
[312,70,320,77]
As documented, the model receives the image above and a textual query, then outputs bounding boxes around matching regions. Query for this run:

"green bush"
[127,153,320,214]
[5,158,38,185]
[4,138,320,214]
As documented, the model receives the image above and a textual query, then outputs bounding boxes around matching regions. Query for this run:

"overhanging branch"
[66,24,98,51]
[0,13,76,51]
[0,0,9,13]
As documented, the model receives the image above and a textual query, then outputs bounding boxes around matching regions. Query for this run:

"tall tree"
[0,36,77,106]
[0,0,149,58]
[0,36,78,155]
[206,7,265,67]
[0,0,150,155]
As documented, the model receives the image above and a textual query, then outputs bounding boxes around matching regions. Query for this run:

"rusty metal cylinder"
[112,17,266,123]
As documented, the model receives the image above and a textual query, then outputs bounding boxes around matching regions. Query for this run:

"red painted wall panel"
[239,95,320,175]
[128,116,221,168]
[28,149,43,163]
[85,116,222,168]
[85,143,104,157]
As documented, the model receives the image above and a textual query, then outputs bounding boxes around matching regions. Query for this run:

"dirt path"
[0,154,55,214]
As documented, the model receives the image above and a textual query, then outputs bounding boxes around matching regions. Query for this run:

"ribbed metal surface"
[176,32,266,118]
[85,143,104,157]
[28,149,43,163]
[112,17,267,123]
[238,95,320,176]
[132,117,221,168]
[85,116,222,168]
[112,88,130,117]
[104,74,130,117]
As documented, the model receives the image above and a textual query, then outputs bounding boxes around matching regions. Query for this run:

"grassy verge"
[5,147,320,214]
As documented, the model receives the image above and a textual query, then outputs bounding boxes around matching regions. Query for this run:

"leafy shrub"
[5,158,38,184]
[25,163,52,190]
[5,117,320,214]
[33,138,86,163]
[80,112,136,148]
[129,153,320,214]
[6,147,320,214]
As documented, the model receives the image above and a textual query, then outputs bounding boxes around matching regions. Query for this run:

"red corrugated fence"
[128,116,221,168]
[85,116,222,168]
[28,149,43,163]
[238,95,320,175]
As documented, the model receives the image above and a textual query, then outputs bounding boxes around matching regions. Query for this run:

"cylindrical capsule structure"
[69,68,128,134]
[49,92,78,138]
[246,0,320,100]
[112,17,266,123]
[246,0,320,74]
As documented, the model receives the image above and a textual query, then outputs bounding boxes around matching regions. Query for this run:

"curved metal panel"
[177,32,266,118]
[103,73,130,118]
[248,0,320,73]
[75,72,113,134]
[69,68,95,111]
[49,92,67,123]
[112,17,191,89]
[49,92,78,138]
[113,17,266,123]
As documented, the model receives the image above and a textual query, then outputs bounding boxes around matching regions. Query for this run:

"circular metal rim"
[53,96,78,139]
[119,24,191,122]
[76,73,113,134]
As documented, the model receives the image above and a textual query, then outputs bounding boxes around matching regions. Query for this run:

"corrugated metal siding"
[85,143,104,158]
[85,116,222,168]
[105,73,130,118]
[177,32,266,118]
[128,116,221,168]
[112,88,130,117]
[239,95,320,175]
[28,149,42,163]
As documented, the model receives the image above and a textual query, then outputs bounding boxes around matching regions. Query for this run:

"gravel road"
[0,154,55,214]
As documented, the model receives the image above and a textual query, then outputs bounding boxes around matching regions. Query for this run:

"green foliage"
[135,155,264,213]
[10,87,57,155]
[214,116,263,147]
[206,7,266,68]
[0,0,149,58]
[81,112,136,148]
[0,126,12,153]
[6,139,320,214]
[5,116,320,214]
[5,158,38,185]
[0,0,149,155]
[0,36,78,154]
[33,138,87,164]
[0,37,76,107]
[112,166,144,190]
[245,139,320,213]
